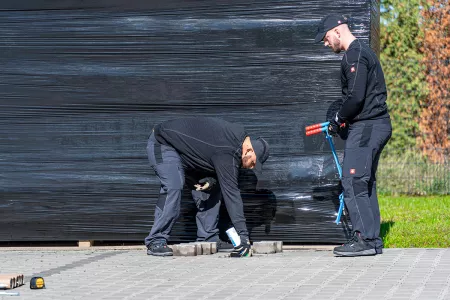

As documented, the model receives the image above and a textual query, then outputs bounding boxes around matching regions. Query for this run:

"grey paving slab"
[0,249,449,300]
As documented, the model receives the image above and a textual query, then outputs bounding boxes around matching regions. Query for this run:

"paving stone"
[172,244,197,256]
[252,241,277,254]
[263,241,283,252]
[210,242,218,254]
[200,242,212,255]
[189,242,203,255]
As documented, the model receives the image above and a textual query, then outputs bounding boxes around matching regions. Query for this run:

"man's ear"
[334,28,340,38]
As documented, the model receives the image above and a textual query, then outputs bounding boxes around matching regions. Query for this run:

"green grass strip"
[379,195,450,248]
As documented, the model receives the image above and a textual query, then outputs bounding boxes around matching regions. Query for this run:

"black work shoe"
[147,240,173,257]
[216,240,234,252]
[333,233,376,257]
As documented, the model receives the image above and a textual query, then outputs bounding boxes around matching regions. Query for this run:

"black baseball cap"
[314,14,348,43]
[252,137,270,172]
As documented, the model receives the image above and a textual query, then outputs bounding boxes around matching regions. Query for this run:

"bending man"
[144,117,270,257]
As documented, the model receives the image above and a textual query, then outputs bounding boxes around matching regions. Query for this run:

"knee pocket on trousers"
[352,177,369,197]
[155,163,185,190]
[156,193,167,210]
[342,176,369,200]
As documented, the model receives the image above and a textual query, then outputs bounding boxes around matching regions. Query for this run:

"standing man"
[145,117,270,257]
[315,15,392,256]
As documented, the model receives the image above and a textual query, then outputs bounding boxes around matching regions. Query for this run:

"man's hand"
[194,177,217,191]
[328,112,346,136]
[233,236,251,257]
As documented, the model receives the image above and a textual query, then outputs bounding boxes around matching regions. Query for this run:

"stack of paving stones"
[171,241,282,257]
[171,242,217,256]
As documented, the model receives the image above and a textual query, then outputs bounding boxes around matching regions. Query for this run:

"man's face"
[242,149,256,169]
[323,29,341,53]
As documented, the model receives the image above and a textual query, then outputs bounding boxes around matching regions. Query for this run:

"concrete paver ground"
[0,248,449,300]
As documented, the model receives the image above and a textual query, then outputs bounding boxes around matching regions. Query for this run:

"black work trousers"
[341,118,392,250]
[144,132,221,247]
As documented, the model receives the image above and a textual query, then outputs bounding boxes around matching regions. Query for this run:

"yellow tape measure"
[30,277,45,289]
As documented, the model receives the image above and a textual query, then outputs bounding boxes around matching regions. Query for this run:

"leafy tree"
[418,0,450,163]
[380,0,428,153]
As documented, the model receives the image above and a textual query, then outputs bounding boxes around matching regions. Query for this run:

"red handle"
[305,123,323,131]
[306,128,324,136]
[305,121,330,131]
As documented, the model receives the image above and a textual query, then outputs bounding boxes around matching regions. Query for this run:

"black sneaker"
[376,247,383,254]
[216,240,235,252]
[147,240,173,257]
[333,233,376,257]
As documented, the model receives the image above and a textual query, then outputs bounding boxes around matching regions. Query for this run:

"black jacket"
[338,39,390,122]
[154,117,249,237]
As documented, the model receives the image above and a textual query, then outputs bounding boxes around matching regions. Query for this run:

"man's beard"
[332,39,341,53]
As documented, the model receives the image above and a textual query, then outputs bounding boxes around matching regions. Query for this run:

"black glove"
[194,177,217,191]
[233,236,251,257]
[328,112,345,136]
